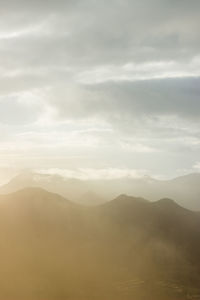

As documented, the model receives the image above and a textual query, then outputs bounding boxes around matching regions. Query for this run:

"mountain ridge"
[1,171,200,210]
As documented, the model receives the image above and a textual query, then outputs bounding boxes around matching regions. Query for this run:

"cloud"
[193,162,200,171]
[0,92,43,125]
[0,0,200,75]
[76,58,200,84]
[36,167,150,180]
[0,0,199,176]
[0,0,200,104]
[47,77,200,123]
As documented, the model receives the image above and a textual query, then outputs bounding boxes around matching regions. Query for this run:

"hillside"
[0,189,200,299]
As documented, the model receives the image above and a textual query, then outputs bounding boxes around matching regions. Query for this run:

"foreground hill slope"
[0,189,200,299]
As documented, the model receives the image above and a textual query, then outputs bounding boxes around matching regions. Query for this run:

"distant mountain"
[0,171,92,203]
[0,188,200,299]
[1,171,200,210]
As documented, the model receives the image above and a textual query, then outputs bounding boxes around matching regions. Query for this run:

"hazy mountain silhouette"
[0,188,200,299]
[0,172,90,202]
[1,171,200,210]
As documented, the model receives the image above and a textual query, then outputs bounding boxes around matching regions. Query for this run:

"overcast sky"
[0,0,200,180]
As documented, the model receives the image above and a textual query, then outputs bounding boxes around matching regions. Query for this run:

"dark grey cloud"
[0,0,199,73]
[48,77,200,121]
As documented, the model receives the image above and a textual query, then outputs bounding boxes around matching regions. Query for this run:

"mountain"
[0,172,92,203]
[1,172,200,209]
[0,188,200,299]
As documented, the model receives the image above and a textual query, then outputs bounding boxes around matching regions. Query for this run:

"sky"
[0,0,200,181]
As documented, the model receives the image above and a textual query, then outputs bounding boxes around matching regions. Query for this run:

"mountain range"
[0,187,200,299]
[1,171,200,210]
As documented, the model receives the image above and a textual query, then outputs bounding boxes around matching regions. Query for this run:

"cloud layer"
[0,0,200,178]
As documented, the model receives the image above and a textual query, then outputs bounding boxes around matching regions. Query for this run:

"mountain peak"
[115,194,147,203]
[7,186,57,197]
[104,194,149,210]
[0,186,73,207]
[154,197,184,210]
